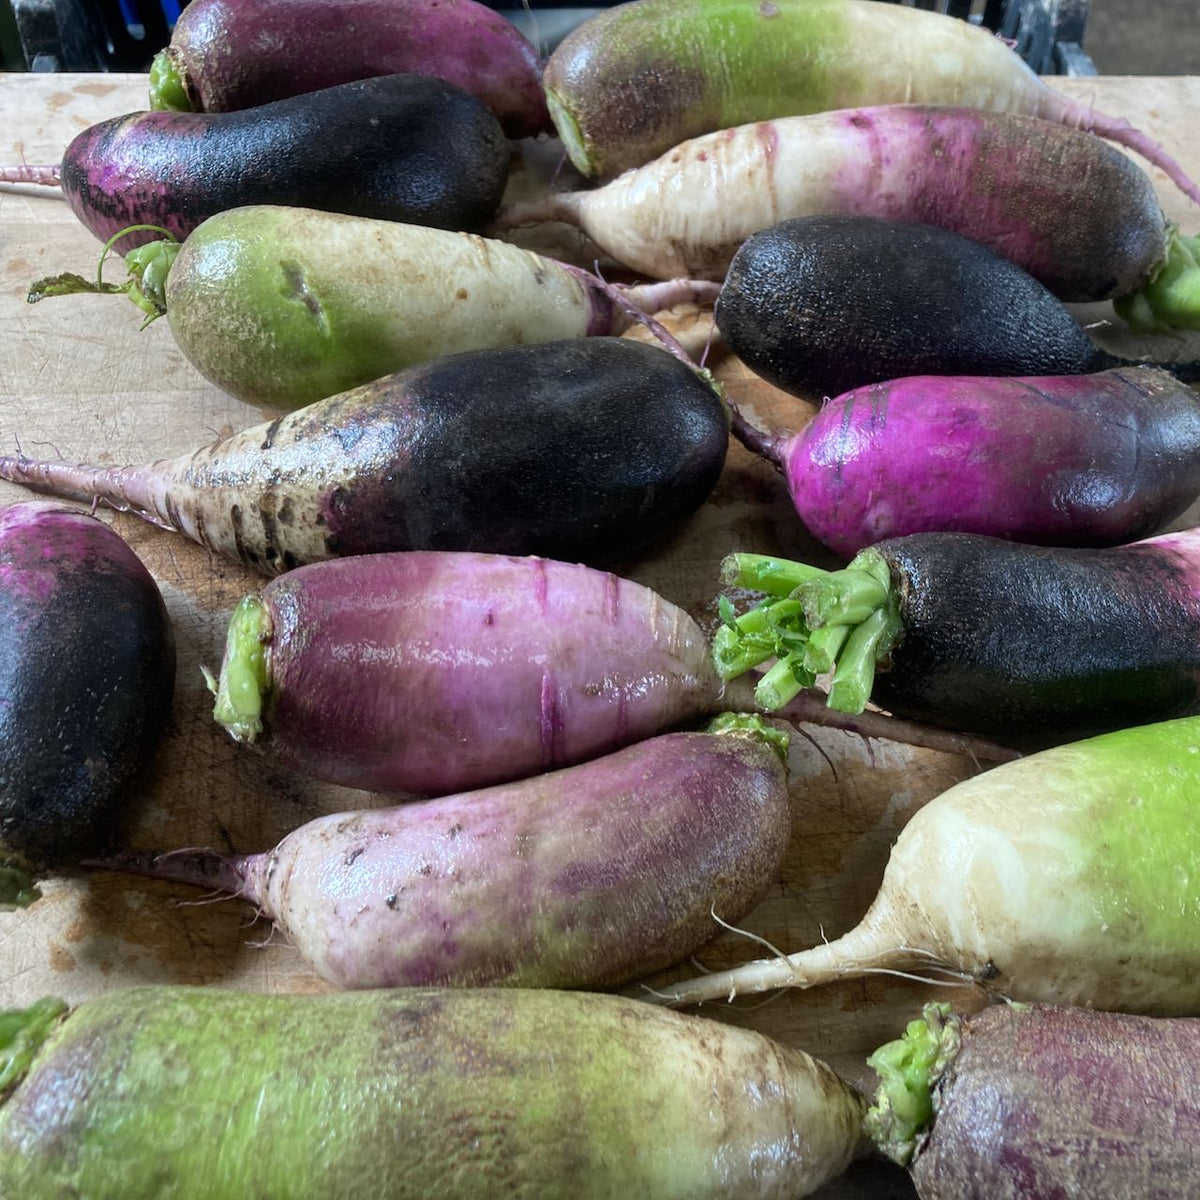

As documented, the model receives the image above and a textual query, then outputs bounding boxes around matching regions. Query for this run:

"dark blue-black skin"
[0,507,176,874]
[869,531,1200,751]
[715,215,1199,400]
[60,73,510,250]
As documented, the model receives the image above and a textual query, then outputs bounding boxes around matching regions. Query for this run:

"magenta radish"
[736,364,1200,560]
[0,502,175,909]
[149,0,551,138]
[0,338,730,574]
[542,0,1200,206]
[654,716,1200,1015]
[868,1002,1200,1198]
[29,206,720,411]
[90,718,791,991]
[498,103,1200,320]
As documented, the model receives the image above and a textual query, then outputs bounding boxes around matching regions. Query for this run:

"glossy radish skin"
[0,986,868,1199]
[542,0,1200,204]
[151,0,551,137]
[0,339,730,575]
[778,367,1200,559]
[868,1003,1200,1199]
[60,75,509,250]
[96,722,792,991]
[655,717,1200,1015]
[209,552,723,796]
[0,502,175,907]
[500,105,1171,301]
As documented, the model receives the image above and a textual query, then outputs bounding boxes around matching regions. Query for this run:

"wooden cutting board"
[2,71,1199,1197]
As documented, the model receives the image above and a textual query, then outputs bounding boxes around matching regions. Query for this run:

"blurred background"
[0,0,1197,76]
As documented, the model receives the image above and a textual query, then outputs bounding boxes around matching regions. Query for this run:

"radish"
[734,364,1200,560]
[89,718,792,991]
[0,986,867,1198]
[867,1002,1200,1197]
[712,528,1200,748]
[0,338,730,574]
[0,502,175,909]
[28,206,720,411]
[15,74,509,251]
[542,0,1200,204]
[149,0,551,138]
[713,215,1200,400]
[653,715,1200,1014]
[497,103,1200,318]
[201,551,1017,798]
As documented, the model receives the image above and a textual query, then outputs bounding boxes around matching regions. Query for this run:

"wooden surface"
[2,73,1199,1196]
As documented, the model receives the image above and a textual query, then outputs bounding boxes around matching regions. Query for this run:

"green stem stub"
[148,49,195,113]
[0,851,40,911]
[0,996,68,1095]
[704,711,791,763]
[1115,227,1200,333]
[711,549,903,714]
[207,594,273,744]
[864,1002,961,1166]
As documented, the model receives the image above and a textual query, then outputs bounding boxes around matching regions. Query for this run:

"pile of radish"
[4,0,1200,1196]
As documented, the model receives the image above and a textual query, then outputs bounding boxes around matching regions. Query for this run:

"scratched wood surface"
[1,72,1198,1197]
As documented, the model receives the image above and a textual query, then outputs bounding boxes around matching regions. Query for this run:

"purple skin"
[911,1005,1200,1198]
[96,726,791,990]
[738,366,1200,560]
[232,553,722,796]
[160,0,551,137]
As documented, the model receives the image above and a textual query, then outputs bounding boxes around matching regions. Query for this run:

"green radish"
[29,206,719,411]
[653,717,1200,1015]
[543,0,1200,205]
[0,986,867,1198]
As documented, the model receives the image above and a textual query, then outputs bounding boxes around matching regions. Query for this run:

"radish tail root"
[0,163,61,187]
[81,847,252,900]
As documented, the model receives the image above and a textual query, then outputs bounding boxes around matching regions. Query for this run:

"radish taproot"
[542,0,1200,203]
[44,74,509,250]
[868,1002,1200,1197]
[89,717,792,991]
[714,215,1200,400]
[0,502,175,909]
[0,986,868,1198]
[149,0,551,137]
[202,551,1017,798]
[653,715,1200,1014]
[735,365,1200,559]
[28,206,720,411]
[712,529,1200,748]
[497,104,1200,317]
[0,338,730,574]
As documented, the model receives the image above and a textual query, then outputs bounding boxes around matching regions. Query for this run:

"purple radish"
[737,365,1200,560]
[30,74,509,251]
[868,1002,1200,1198]
[149,0,551,138]
[90,717,792,991]
[542,0,1200,206]
[497,104,1200,321]
[203,550,1018,798]
[0,501,175,909]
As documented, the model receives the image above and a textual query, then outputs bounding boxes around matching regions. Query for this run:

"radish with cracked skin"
[541,0,1200,204]
[202,551,1018,799]
[867,1002,1200,1198]
[712,215,1200,401]
[652,716,1200,1014]
[0,338,730,574]
[497,103,1200,328]
[28,206,719,411]
[731,364,1200,560]
[0,986,868,1199]
[7,74,509,252]
[0,501,175,909]
[148,0,551,137]
[711,526,1200,748]
[88,717,792,991]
